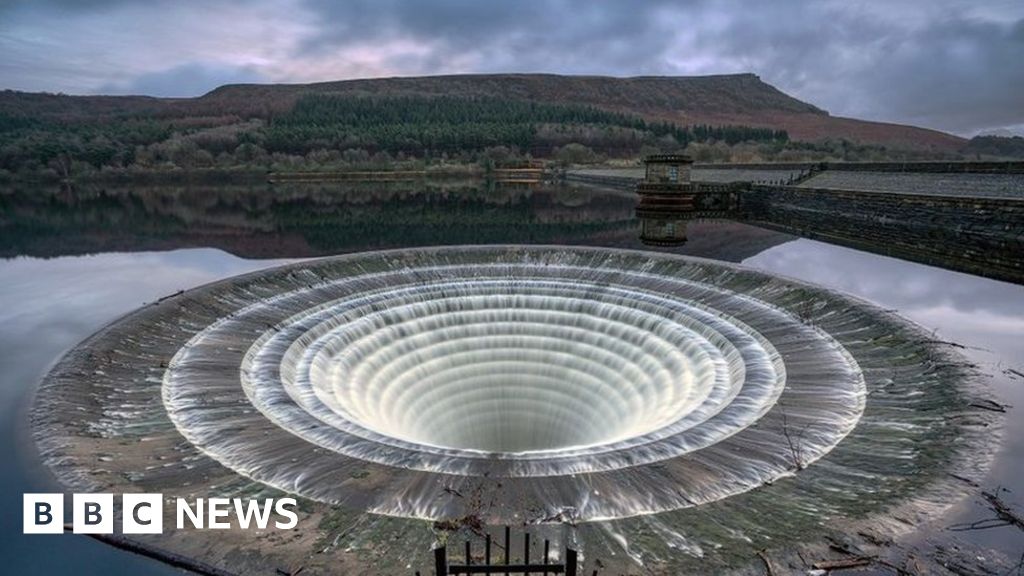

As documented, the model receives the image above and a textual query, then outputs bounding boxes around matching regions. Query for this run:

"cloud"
[287,0,687,79]
[0,0,1021,135]
[863,16,1024,135]
[0,0,306,95]
[291,0,1024,135]
[97,63,267,97]
[693,2,1024,135]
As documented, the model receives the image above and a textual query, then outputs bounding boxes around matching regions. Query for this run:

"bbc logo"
[24,493,163,535]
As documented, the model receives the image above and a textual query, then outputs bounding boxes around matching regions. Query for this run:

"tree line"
[263,95,788,155]
[0,94,792,177]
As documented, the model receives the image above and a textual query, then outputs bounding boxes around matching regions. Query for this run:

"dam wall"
[562,171,639,190]
[565,163,1024,283]
[741,184,1024,283]
[565,161,1024,189]
[696,161,1024,174]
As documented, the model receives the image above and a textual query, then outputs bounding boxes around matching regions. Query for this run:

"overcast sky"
[1,0,1021,136]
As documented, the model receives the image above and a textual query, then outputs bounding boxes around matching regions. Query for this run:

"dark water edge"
[1,181,1021,574]
[1,251,292,576]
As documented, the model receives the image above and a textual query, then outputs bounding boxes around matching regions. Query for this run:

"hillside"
[0,73,976,178]
[204,73,823,116]
[3,73,963,152]
[203,73,963,152]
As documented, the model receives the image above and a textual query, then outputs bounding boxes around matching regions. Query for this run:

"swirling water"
[158,249,869,521]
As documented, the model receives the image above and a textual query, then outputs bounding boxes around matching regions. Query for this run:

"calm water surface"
[1,182,1021,573]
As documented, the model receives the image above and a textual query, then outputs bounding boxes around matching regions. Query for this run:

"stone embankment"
[565,162,1024,283]
[742,184,1024,284]
[696,161,1024,174]
[566,161,1024,189]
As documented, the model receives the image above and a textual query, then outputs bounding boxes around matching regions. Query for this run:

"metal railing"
[417,527,589,576]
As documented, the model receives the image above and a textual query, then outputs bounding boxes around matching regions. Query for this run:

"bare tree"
[781,411,811,471]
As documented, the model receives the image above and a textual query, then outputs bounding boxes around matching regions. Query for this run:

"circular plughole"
[163,246,864,516]
[34,246,997,524]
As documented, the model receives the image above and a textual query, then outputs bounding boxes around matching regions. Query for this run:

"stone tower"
[642,154,693,185]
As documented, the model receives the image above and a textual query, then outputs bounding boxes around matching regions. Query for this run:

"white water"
[24,243,1008,575]
[160,247,874,519]
[256,276,786,463]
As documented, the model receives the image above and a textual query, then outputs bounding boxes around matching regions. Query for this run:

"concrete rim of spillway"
[31,245,1002,524]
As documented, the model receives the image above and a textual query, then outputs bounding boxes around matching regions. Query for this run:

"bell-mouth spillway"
[34,245,998,527]
[163,250,864,500]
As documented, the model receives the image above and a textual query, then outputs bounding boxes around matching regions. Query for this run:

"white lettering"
[233,499,274,530]
[207,497,231,529]
[274,498,298,530]
[176,498,203,529]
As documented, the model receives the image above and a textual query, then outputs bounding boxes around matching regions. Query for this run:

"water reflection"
[745,239,1024,557]
[0,180,637,258]
[635,196,1024,285]
[0,180,800,262]
[0,250,290,576]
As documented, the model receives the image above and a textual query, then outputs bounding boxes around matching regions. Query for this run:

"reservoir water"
[1,180,1021,573]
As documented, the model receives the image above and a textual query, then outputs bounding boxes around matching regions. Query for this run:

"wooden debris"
[948,473,980,488]
[982,490,1024,532]
[756,549,775,576]
[968,399,1008,413]
[1003,367,1024,380]
[812,556,874,570]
